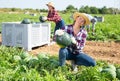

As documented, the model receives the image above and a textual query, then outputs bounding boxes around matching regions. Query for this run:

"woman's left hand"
[71,37,77,44]
[42,16,47,21]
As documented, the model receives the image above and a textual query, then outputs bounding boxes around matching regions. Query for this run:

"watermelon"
[28,56,39,68]
[24,55,33,62]
[55,30,72,48]
[98,67,103,72]
[37,53,49,59]
[116,68,120,79]
[13,55,21,62]
[101,64,117,80]
[21,18,31,24]
[20,52,30,59]
[104,64,116,71]
[39,16,46,22]
[101,68,116,80]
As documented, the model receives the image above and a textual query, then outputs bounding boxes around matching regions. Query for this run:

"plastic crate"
[2,22,51,51]
[94,16,104,22]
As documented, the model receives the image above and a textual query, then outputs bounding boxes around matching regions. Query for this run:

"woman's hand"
[42,16,47,21]
[71,37,77,44]
[55,29,64,36]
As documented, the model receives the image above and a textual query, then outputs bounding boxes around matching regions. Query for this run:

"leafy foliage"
[0,46,120,81]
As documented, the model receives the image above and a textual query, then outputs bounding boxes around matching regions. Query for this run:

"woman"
[59,12,96,71]
[44,2,65,41]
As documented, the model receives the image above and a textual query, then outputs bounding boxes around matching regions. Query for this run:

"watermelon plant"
[1,45,120,81]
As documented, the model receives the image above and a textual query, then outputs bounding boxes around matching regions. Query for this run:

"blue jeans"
[54,19,65,34]
[59,48,96,66]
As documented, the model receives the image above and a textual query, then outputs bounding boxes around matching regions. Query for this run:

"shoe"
[71,60,78,72]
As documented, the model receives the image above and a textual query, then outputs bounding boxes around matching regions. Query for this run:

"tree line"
[65,5,120,14]
[0,5,120,14]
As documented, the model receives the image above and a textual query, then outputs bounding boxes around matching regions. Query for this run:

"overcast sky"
[0,0,120,10]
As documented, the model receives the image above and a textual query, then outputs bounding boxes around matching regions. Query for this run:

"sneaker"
[71,60,78,72]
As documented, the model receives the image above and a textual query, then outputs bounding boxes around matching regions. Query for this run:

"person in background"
[86,14,97,35]
[57,12,96,72]
[42,2,65,43]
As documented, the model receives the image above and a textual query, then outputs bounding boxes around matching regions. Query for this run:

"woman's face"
[48,5,53,11]
[75,16,85,26]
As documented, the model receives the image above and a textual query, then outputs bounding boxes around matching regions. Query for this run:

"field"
[0,12,120,81]
[0,12,120,41]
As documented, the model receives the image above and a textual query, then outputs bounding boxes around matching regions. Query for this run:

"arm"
[77,32,87,50]
[47,10,60,21]
[71,31,87,54]
[61,25,87,54]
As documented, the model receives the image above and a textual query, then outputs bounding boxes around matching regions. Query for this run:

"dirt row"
[29,41,120,64]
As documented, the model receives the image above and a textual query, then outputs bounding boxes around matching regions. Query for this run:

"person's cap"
[46,2,55,8]
[73,12,90,26]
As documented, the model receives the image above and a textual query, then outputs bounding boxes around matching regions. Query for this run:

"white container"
[94,16,104,22]
[2,22,51,51]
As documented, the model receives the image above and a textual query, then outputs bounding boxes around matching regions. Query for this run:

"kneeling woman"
[58,12,96,71]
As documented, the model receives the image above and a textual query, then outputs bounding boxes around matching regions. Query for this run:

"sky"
[0,0,119,10]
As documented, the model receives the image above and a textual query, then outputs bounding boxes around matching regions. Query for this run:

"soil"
[0,34,120,64]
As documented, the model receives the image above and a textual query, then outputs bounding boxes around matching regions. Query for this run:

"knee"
[59,48,68,58]
[59,48,68,55]
[59,48,68,66]
[90,60,96,66]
